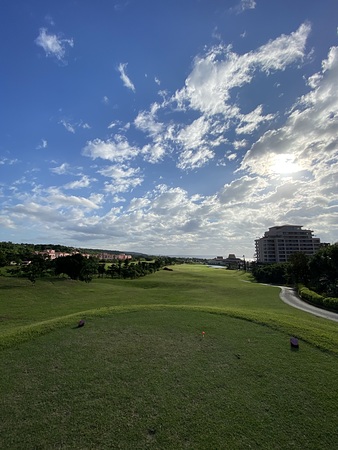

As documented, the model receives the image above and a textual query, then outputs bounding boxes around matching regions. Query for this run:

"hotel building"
[255,225,321,263]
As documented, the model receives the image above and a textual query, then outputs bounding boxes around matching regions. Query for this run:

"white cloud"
[0,158,19,166]
[11,202,63,223]
[82,136,139,162]
[107,120,127,130]
[173,116,219,169]
[36,139,48,149]
[212,26,222,41]
[236,105,275,135]
[117,63,136,92]
[50,163,70,174]
[128,23,310,173]
[227,153,237,161]
[134,104,164,136]
[178,147,214,170]
[241,45,338,180]
[35,28,73,62]
[218,176,267,205]
[233,139,248,149]
[134,103,164,137]
[59,119,90,133]
[46,189,101,210]
[232,0,256,14]
[60,120,76,133]
[0,215,16,228]
[99,164,143,194]
[127,24,311,179]
[141,144,166,164]
[64,175,94,189]
[176,116,211,151]
[173,23,310,117]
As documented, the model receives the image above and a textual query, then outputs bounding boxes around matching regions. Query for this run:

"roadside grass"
[1,310,338,449]
[1,265,338,448]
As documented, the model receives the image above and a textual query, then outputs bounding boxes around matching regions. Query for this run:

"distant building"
[207,254,243,268]
[35,249,132,261]
[35,249,91,260]
[35,249,72,260]
[255,225,322,263]
[97,252,132,261]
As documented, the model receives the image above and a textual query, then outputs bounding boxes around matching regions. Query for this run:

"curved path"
[278,286,338,323]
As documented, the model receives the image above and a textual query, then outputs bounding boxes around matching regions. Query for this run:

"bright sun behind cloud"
[271,154,301,174]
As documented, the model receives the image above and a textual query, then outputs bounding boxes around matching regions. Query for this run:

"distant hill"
[0,241,150,263]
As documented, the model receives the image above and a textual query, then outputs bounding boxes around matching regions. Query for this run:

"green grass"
[1,265,338,449]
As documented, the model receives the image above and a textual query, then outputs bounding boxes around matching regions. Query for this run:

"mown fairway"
[1,265,338,449]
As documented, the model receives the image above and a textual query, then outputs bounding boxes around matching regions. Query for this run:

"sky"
[1,0,338,259]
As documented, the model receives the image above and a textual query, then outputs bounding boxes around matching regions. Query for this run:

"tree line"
[3,249,179,283]
[251,244,338,299]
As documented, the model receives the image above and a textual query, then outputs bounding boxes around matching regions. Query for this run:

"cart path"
[278,286,338,323]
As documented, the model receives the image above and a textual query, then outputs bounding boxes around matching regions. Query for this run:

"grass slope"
[1,265,338,449]
[1,266,337,353]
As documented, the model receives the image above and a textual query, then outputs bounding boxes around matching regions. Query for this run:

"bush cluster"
[298,285,338,312]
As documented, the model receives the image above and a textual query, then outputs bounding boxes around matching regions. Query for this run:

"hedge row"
[298,285,338,312]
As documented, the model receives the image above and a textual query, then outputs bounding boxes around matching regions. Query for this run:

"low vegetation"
[298,285,338,312]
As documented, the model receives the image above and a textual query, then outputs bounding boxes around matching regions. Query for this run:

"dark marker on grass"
[77,320,85,328]
[290,337,299,350]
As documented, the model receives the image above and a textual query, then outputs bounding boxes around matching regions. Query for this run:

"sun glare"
[272,154,301,174]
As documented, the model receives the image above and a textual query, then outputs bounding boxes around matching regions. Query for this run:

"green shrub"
[298,285,338,311]
[322,297,338,311]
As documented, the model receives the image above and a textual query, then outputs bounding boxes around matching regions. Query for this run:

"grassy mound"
[1,265,338,449]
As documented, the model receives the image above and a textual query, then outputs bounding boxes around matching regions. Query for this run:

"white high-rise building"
[255,225,321,263]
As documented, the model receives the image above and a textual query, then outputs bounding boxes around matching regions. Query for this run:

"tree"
[79,257,99,283]
[20,254,51,283]
[309,245,338,296]
[98,264,106,278]
[251,262,288,284]
[286,252,309,285]
[107,262,118,278]
[0,251,7,267]
[54,254,98,282]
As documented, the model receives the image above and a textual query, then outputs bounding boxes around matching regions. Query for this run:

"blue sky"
[1,0,338,258]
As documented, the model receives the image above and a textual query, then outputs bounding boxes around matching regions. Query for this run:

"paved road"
[278,286,338,323]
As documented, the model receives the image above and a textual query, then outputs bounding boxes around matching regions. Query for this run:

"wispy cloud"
[117,63,136,92]
[60,120,76,133]
[231,0,256,14]
[36,139,48,149]
[0,157,19,165]
[64,175,94,190]
[99,164,143,194]
[46,188,101,210]
[59,119,90,133]
[50,163,70,175]
[173,23,310,117]
[35,28,74,62]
